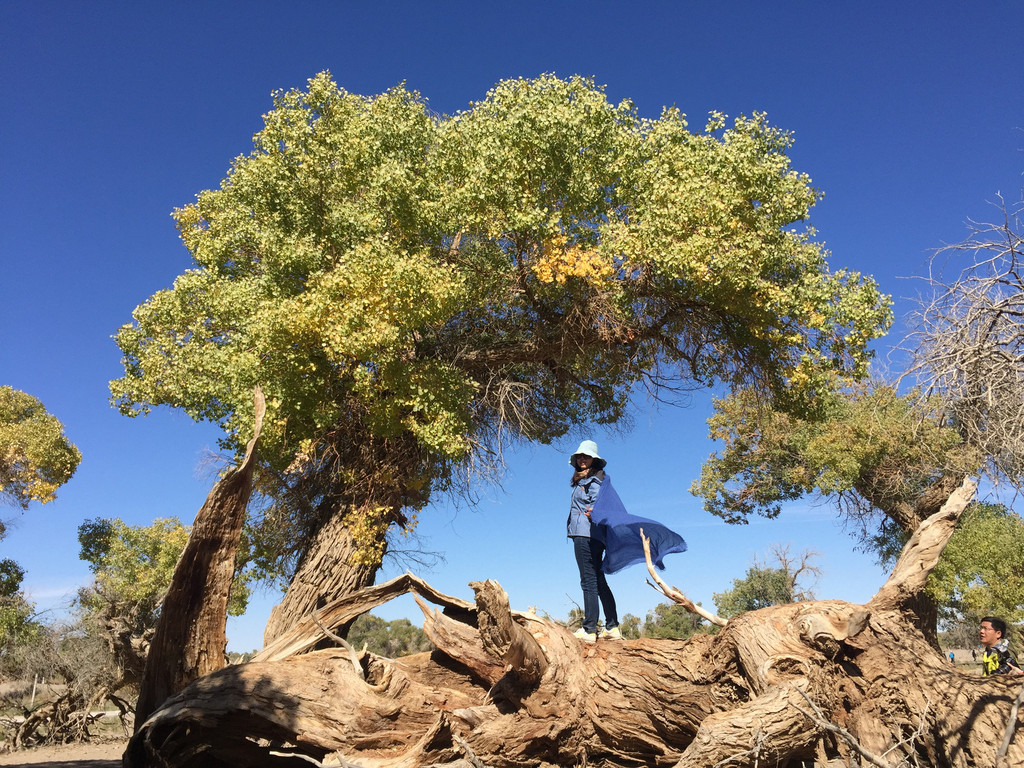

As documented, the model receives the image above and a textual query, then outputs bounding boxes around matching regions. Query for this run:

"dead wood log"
[127,476,1024,768]
[254,572,478,663]
[133,388,265,729]
[470,579,548,686]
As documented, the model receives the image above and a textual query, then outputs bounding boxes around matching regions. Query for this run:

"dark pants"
[573,536,618,633]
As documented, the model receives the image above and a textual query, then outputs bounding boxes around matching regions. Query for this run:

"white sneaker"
[573,628,597,644]
[599,626,622,640]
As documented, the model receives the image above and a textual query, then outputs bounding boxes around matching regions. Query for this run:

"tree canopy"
[0,386,80,509]
[713,547,818,619]
[77,516,251,625]
[928,501,1024,627]
[693,382,974,533]
[691,380,979,641]
[110,72,890,579]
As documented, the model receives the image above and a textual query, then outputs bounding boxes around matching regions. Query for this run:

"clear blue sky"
[2,2,1022,652]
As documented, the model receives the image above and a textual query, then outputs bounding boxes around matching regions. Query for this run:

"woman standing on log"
[567,440,620,644]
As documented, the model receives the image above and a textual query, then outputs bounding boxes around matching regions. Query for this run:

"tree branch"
[996,682,1024,768]
[870,477,977,610]
[310,615,363,680]
[640,528,727,626]
[789,686,896,768]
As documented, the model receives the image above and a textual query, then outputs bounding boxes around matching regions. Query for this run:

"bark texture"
[126,478,1024,768]
[133,389,265,729]
[263,511,382,646]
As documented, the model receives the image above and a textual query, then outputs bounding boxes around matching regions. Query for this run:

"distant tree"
[0,386,80,509]
[110,72,891,643]
[928,501,1024,627]
[714,567,791,618]
[79,517,252,617]
[713,547,819,619]
[938,611,987,651]
[76,516,252,683]
[642,602,710,639]
[0,515,258,745]
[618,613,642,639]
[565,607,585,630]
[0,557,42,678]
[346,614,432,658]
[0,387,78,681]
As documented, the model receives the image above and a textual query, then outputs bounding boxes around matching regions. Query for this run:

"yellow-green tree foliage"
[0,556,41,673]
[77,517,250,626]
[694,383,970,526]
[111,73,890,533]
[0,386,81,509]
[929,502,1024,626]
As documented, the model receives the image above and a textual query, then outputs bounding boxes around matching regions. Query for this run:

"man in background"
[979,616,1023,676]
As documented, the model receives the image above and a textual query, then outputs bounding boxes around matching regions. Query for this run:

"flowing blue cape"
[590,473,687,574]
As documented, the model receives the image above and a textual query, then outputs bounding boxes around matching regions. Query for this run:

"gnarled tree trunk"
[856,470,967,648]
[126,478,1024,768]
[133,389,264,729]
[262,510,385,646]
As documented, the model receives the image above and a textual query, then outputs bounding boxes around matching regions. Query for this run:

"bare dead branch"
[790,686,896,768]
[311,615,363,681]
[640,528,727,626]
[451,728,490,768]
[901,197,1024,491]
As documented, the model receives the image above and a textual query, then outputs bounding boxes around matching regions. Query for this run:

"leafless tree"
[769,543,823,603]
[904,195,1024,488]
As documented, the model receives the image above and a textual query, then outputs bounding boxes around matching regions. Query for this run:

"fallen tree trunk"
[126,478,1024,768]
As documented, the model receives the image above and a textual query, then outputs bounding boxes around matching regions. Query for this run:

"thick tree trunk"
[133,389,264,729]
[857,470,966,648]
[262,510,384,645]
[127,478,1024,768]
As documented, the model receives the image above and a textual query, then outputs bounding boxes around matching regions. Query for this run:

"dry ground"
[0,739,126,767]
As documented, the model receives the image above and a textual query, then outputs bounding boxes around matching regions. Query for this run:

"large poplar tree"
[111,72,890,642]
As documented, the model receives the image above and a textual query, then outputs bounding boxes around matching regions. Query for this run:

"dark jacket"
[982,639,1020,676]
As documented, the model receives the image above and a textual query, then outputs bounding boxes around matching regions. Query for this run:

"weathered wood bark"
[262,510,386,646]
[127,478,1024,768]
[133,389,265,730]
[855,470,968,647]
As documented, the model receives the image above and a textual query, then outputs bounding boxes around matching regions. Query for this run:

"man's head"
[980,616,1007,648]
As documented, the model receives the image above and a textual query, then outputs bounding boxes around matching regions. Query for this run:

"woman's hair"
[571,466,591,485]
[571,461,606,486]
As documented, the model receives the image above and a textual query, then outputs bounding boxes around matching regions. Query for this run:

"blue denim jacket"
[566,472,603,537]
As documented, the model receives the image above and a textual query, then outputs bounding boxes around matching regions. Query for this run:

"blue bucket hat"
[570,440,607,471]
